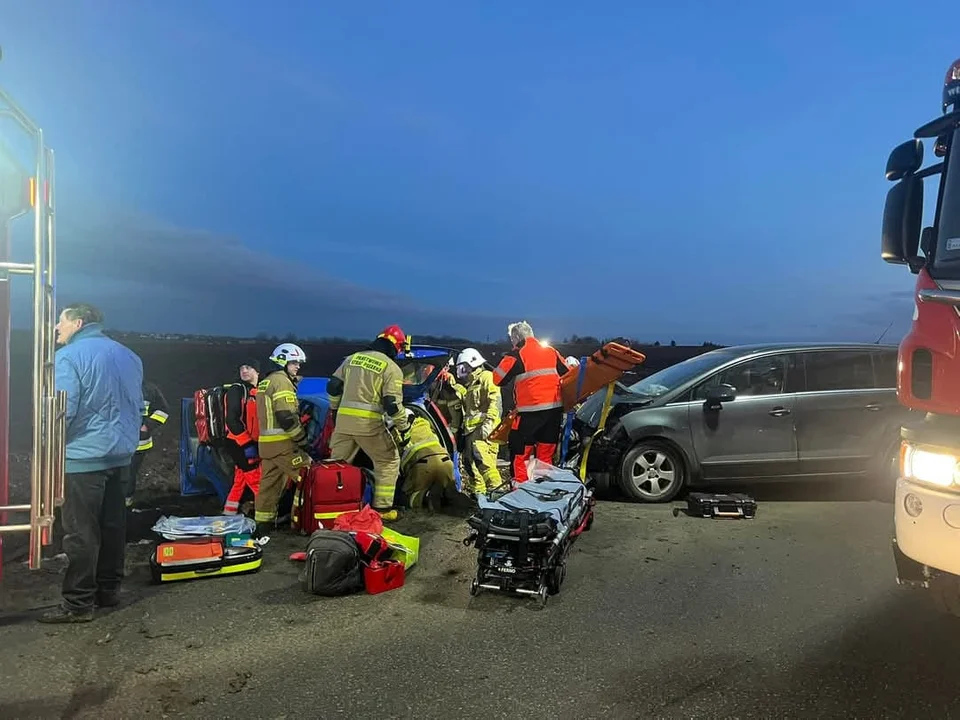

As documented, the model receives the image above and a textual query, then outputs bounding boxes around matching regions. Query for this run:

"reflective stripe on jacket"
[462,368,502,438]
[492,337,570,413]
[400,417,447,471]
[137,380,170,452]
[328,350,407,436]
[256,369,305,446]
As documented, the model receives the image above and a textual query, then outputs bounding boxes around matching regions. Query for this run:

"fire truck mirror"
[885,139,923,182]
[882,174,924,265]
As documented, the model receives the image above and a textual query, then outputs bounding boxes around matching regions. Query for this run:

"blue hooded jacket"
[54,323,144,473]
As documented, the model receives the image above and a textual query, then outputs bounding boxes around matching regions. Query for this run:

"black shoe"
[95,591,121,608]
[38,606,94,624]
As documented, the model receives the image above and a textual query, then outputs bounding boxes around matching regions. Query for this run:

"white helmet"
[565,356,580,367]
[456,348,485,379]
[457,348,485,369]
[270,342,307,368]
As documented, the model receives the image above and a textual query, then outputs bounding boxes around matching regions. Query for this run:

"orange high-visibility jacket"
[492,338,570,413]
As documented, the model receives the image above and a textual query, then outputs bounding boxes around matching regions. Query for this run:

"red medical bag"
[291,461,369,535]
[363,560,406,595]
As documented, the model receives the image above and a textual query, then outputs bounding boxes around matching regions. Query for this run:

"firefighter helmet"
[457,348,486,369]
[377,325,409,353]
[456,347,485,379]
[270,342,307,368]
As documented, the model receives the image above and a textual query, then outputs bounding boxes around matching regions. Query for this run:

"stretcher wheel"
[536,585,549,608]
[547,564,566,595]
[469,579,479,596]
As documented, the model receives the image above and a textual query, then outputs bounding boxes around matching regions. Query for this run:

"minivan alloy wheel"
[619,441,685,503]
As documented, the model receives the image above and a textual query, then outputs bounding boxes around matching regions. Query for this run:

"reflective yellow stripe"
[373,484,396,506]
[259,434,293,443]
[255,510,276,522]
[149,411,169,424]
[338,407,382,420]
[274,390,297,402]
[138,438,153,451]
[401,439,444,469]
[156,559,261,582]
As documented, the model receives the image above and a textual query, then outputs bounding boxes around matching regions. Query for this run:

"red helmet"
[377,325,409,353]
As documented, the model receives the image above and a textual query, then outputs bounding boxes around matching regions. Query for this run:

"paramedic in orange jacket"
[492,321,571,482]
[223,360,261,515]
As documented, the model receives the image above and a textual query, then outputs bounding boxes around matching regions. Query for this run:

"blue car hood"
[297,344,455,404]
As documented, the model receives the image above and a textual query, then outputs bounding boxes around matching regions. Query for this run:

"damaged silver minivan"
[571,342,913,503]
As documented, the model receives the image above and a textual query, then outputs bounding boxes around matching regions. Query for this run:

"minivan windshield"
[933,126,960,279]
[628,349,738,397]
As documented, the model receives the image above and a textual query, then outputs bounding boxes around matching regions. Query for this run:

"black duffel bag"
[300,530,365,596]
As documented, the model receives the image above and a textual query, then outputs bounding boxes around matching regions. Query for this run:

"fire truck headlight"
[902,443,960,488]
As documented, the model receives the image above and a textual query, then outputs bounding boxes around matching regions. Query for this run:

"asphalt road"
[2,483,960,719]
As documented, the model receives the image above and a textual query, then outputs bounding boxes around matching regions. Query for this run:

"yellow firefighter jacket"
[329,350,409,436]
[400,416,448,472]
[432,378,465,434]
[256,369,306,457]
[462,368,502,439]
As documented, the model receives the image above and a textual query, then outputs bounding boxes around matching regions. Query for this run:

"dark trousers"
[61,467,127,611]
[508,407,564,482]
[123,451,146,500]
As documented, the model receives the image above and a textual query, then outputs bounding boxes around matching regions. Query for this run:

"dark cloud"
[43,207,512,339]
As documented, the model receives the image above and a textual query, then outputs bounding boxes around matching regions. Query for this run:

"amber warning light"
[26,177,49,209]
[943,58,960,113]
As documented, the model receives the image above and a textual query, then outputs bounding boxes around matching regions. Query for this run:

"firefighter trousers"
[255,445,310,525]
[403,453,454,509]
[123,451,147,506]
[463,433,502,494]
[328,427,400,510]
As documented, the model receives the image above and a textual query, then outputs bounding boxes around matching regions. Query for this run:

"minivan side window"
[693,354,791,400]
[871,350,897,389]
[802,351,874,392]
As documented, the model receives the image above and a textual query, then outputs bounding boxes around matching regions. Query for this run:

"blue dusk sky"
[1,1,955,343]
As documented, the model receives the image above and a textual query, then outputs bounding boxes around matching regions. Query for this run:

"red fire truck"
[883,57,960,615]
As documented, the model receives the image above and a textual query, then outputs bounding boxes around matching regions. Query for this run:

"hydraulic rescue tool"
[882,57,960,615]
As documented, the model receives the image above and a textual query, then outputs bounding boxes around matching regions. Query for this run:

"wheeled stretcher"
[463,461,595,607]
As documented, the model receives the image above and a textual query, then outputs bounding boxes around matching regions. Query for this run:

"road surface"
[2,484,959,719]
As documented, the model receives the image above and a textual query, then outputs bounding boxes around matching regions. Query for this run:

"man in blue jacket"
[39,303,143,624]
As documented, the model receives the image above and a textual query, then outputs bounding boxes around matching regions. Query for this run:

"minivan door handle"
[768,406,791,417]
[864,403,882,412]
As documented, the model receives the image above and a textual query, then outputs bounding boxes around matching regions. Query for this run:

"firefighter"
[327,325,411,521]
[255,343,310,533]
[456,347,503,495]
[399,409,454,509]
[430,358,465,440]
[223,360,261,515]
[124,379,170,507]
[492,321,571,483]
